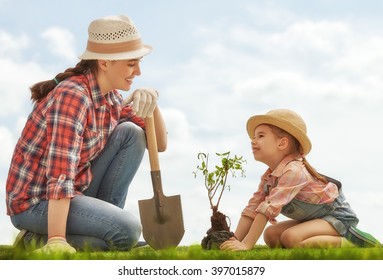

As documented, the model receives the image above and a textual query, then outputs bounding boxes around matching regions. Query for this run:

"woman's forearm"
[47,197,71,239]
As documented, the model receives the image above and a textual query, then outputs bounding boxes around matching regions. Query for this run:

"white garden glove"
[122,87,159,118]
[33,236,76,254]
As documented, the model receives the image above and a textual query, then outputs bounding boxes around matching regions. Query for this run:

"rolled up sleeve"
[241,187,266,220]
[119,105,145,129]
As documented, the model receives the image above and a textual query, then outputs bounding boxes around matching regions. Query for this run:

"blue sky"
[1,0,383,247]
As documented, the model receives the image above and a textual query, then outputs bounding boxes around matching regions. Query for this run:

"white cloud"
[0,58,46,116]
[41,27,77,61]
[0,30,29,58]
[245,2,296,27]
[0,126,14,169]
[277,20,351,54]
[0,30,52,117]
[0,126,19,245]
[332,35,383,81]
[162,108,191,141]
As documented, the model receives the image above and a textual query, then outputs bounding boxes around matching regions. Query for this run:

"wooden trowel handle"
[145,117,165,211]
[144,117,160,171]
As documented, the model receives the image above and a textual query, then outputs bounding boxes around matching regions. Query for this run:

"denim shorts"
[281,190,359,236]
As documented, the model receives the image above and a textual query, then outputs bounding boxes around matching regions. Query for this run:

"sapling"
[193,151,246,249]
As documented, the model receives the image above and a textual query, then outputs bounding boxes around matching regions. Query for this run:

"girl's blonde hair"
[268,124,328,184]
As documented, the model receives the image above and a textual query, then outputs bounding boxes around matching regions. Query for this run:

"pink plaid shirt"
[6,71,144,216]
[242,154,339,223]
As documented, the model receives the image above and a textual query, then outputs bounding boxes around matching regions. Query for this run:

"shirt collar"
[84,70,122,109]
[262,153,303,180]
[84,70,104,109]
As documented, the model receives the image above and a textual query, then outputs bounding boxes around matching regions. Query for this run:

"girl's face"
[101,58,142,92]
[251,124,285,168]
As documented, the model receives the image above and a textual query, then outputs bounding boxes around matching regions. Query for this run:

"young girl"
[220,109,360,251]
[6,15,167,253]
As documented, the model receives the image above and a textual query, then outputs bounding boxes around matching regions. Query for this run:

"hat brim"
[79,44,152,60]
[246,115,312,155]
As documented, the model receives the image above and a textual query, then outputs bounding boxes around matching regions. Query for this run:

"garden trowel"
[138,117,185,250]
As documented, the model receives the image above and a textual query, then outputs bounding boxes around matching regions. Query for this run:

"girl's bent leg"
[280,218,341,248]
[263,220,299,248]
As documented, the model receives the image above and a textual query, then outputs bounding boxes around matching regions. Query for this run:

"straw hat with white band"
[79,15,152,60]
[246,109,312,155]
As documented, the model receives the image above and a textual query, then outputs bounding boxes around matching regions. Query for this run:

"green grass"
[1,244,383,260]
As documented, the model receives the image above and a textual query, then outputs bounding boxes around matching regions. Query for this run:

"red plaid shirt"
[242,154,339,223]
[6,71,145,216]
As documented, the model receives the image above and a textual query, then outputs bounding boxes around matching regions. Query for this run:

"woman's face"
[102,58,142,92]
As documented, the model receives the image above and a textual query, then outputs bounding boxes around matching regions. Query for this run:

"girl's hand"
[220,237,251,251]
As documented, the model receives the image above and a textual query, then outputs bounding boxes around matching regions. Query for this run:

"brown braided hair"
[267,124,328,184]
[30,60,98,102]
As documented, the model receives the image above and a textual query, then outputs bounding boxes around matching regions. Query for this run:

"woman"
[6,15,167,253]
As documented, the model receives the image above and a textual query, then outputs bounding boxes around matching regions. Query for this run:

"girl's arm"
[232,216,253,241]
[152,106,167,152]
[241,213,268,249]
[220,213,268,251]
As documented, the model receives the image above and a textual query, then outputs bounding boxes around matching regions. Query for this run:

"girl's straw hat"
[79,15,152,60]
[246,109,312,155]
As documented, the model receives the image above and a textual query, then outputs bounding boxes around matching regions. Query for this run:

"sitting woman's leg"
[66,195,142,251]
[10,195,142,251]
[85,122,146,208]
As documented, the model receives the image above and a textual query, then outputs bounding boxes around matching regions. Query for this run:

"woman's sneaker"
[13,230,44,251]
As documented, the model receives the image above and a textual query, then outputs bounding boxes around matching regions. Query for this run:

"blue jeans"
[11,122,146,251]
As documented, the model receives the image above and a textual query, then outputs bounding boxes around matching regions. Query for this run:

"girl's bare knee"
[263,225,281,248]
[280,230,301,248]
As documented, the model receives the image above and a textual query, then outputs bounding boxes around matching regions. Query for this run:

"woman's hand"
[123,87,158,118]
[220,237,251,251]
